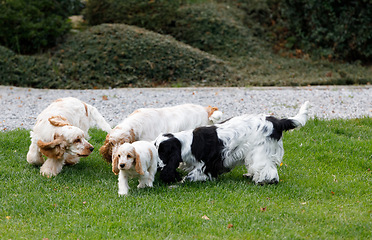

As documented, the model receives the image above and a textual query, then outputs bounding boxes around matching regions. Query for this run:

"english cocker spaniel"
[154,101,310,185]
[99,104,222,163]
[112,141,159,196]
[27,97,112,177]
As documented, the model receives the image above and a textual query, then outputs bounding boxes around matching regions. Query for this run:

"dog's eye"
[118,154,121,158]
[74,138,81,143]
[127,155,131,158]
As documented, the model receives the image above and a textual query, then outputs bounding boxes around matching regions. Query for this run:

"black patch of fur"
[265,116,297,141]
[158,137,183,183]
[191,126,228,178]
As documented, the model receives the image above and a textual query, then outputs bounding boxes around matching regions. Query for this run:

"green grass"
[1,118,372,239]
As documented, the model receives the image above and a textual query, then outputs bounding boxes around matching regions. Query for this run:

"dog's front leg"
[118,170,130,196]
[40,158,64,177]
[27,143,45,166]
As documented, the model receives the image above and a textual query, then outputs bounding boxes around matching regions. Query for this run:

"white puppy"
[112,141,159,196]
[27,97,111,177]
[100,104,222,163]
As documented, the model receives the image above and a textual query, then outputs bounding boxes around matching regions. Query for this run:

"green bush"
[0,24,234,89]
[167,2,264,57]
[84,0,181,33]
[0,0,72,54]
[281,0,372,62]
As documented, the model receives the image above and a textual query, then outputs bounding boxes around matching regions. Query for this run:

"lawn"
[1,118,371,239]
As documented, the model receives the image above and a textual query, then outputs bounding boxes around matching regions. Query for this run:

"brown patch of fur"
[112,154,119,175]
[148,148,153,160]
[129,129,136,142]
[82,102,89,117]
[64,155,79,165]
[99,129,136,163]
[134,150,144,175]
[37,134,67,159]
[99,134,113,163]
[205,106,219,118]
[49,116,71,127]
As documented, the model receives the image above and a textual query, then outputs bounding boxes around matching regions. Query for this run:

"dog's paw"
[137,183,146,188]
[118,191,128,196]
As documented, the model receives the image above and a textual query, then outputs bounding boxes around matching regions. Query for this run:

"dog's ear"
[48,116,71,127]
[133,150,144,175]
[158,139,183,183]
[37,134,67,159]
[205,106,219,118]
[99,134,113,163]
[112,152,120,175]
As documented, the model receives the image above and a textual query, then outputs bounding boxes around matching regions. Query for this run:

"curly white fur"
[100,104,222,163]
[27,97,111,177]
[155,101,310,185]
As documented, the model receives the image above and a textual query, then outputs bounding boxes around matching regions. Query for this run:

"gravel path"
[1,85,371,131]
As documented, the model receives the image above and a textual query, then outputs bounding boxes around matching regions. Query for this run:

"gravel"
[1,85,371,131]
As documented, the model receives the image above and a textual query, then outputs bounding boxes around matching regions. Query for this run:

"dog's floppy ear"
[133,150,144,175]
[112,152,120,175]
[100,134,113,163]
[48,116,71,127]
[37,134,67,159]
[158,139,183,183]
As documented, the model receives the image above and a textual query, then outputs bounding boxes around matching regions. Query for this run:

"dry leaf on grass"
[202,215,210,220]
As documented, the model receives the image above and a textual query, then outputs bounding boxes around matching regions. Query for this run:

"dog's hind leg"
[138,171,150,188]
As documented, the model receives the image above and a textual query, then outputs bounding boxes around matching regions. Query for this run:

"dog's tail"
[289,101,310,128]
[86,103,112,133]
[266,101,310,140]
[205,106,223,124]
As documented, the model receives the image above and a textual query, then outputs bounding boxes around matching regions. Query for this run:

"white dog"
[154,102,310,185]
[100,104,222,163]
[112,141,159,196]
[27,97,111,177]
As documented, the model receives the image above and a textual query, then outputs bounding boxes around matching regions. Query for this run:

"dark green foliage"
[84,0,181,33]
[0,0,72,54]
[0,24,233,89]
[281,0,372,62]
[167,3,264,57]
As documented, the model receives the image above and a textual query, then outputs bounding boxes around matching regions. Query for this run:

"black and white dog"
[154,101,309,185]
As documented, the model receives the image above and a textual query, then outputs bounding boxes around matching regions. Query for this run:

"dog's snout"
[89,147,94,152]
[120,163,125,168]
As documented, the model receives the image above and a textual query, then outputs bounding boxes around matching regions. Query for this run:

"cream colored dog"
[112,141,159,196]
[27,97,111,177]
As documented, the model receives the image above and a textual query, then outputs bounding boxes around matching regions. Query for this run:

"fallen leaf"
[260,207,266,212]
[227,224,233,228]
[202,215,210,220]
[102,96,108,100]
[326,72,332,77]
[331,191,335,195]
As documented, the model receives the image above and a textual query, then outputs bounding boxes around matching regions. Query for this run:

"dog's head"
[154,133,183,183]
[99,128,136,163]
[37,126,93,159]
[111,143,144,175]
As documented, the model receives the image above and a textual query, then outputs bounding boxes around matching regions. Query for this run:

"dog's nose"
[120,163,125,168]
[89,147,94,152]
